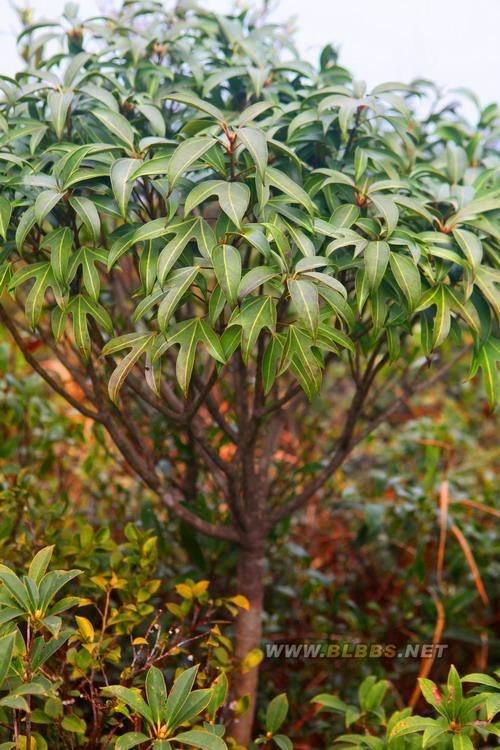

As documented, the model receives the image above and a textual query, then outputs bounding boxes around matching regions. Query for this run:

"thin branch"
[0,306,101,421]
[270,346,470,524]
[159,490,240,542]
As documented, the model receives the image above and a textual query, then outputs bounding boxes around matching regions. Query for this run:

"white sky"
[0,0,498,106]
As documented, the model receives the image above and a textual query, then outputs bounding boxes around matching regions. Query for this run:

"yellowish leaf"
[229,594,250,610]
[192,580,210,597]
[175,583,194,599]
[75,615,95,643]
[241,647,264,673]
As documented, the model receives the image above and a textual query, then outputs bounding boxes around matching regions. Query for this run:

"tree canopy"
[0,0,498,410]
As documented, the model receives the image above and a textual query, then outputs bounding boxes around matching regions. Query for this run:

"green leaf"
[418,678,444,712]
[137,104,166,137]
[185,180,222,216]
[317,324,354,353]
[165,665,199,730]
[39,568,81,611]
[432,286,451,347]
[47,90,73,139]
[474,266,500,317]
[102,332,152,357]
[108,217,169,269]
[203,66,248,96]
[302,271,347,298]
[445,287,479,332]
[197,319,226,363]
[157,219,198,283]
[453,228,483,270]
[266,693,289,734]
[43,227,73,284]
[393,195,435,224]
[216,182,250,228]
[185,181,250,227]
[0,631,15,688]
[389,252,421,310]
[25,264,54,330]
[238,126,268,179]
[266,166,315,214]
[167,137,215,188]
[446,142,467,183]
[172,730,227,750]
[0,608,23,626]
[369,194,399,235]
[272,736,293,750]
[288,278,319,332]
[158,266,200,332]
[212,244,241,305]
[132,156,171,179]
[283,325,322,398]
[115,734,150,750]
[15,207,36,251]
[146,667,168,726]
[461,673,500,689]
[312,693,349,712]
[110,158,140,219]
[390,717,437,739]
[30,630,72,671]
[469,338,499,408]
[168,320,200,396]
[106,334,156,403]
[164,92,225,123]
[81,248,104,301]
[238,266,278,298]
[0,567,30,609]
[68,294,113,357]
[262,334,284,394]
[61,715,86,734]
[206,672,228,721]
[422,723,449,748]
[452,735,474,750]
[0,195,12,239]
[0,695,29,711]
[93,109,135,151]
[69,196,100,244]
[101,685,153,725]
[28,546,54,584]
[171,689,212,727]
[139,241,160,294]
[364,241,390,291]
[228,295,276,363]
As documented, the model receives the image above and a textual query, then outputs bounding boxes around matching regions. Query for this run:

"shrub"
[313,667,500,748]
[0,545,244,748]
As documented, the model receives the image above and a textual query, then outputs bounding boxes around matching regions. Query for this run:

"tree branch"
[0,305,101,421]
[270,346,470,524]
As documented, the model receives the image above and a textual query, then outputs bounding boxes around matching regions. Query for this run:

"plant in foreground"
[252,692,292,750]
[103,665,228,749]
[0,545,81,748]
[0,1,498,742]
[313,666,500,748]
[0,546,239,748]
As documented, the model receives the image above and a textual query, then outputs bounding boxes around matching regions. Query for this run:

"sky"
[0,0,498,108]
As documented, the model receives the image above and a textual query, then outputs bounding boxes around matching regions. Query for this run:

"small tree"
[0,1,498,744]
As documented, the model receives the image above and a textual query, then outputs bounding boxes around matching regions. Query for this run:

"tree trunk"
[228,543,265,747]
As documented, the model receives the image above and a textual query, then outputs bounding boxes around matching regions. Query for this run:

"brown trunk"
[228,543,265,747]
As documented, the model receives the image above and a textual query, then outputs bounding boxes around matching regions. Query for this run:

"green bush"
[0,545,246,748]
[313,667,500,749]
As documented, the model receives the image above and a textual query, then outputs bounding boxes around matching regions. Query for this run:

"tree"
[0,1,498,744]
